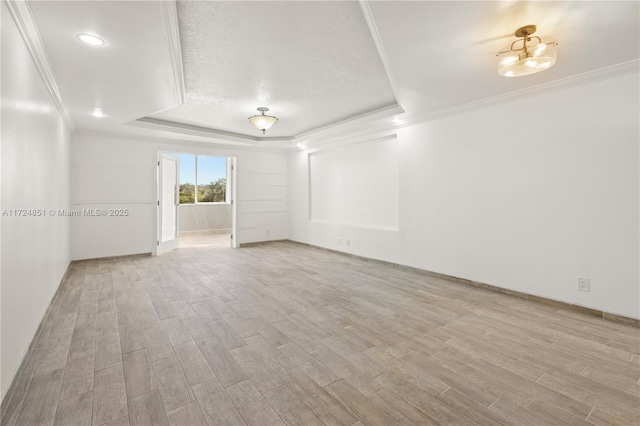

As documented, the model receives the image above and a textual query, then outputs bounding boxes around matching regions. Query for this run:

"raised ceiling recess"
[145,0,400,140]
[29,0,182,132]
[367,1,639,115]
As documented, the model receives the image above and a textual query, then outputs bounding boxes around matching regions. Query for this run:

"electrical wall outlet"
[577,276,590,292]
[346,239,350,247]
[335,237,341,245]
[265,229,270,237]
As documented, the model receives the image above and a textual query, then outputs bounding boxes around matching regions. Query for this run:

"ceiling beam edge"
[130,58,637,151]
[129,117,297,147]
[359,0,404,113]
[162,0,185,106]
[129,117,259,144]
[294,59,639,152]
[294,103,403,142]
[403,59,640,129]
[4,0,75,130]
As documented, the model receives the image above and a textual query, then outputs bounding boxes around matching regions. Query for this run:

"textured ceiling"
[23,1,639,145]
[150,1,398,138]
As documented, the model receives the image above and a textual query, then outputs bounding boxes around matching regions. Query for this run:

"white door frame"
[229,156,238,248]
[156,153,180,255]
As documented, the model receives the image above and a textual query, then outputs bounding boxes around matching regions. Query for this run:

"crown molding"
[129,117,297,146]
[132,59,637,152]
[161,0,185,106]
[130,104,402,149]
[129,117,259,144]
[359,0,404,113]
[71,128,286,154]
[403,59,640,129]
[294,102,403,142]
[297,124,398,152]
[295,59,640,151]
[304,134,397,156]
[5,0,74,130]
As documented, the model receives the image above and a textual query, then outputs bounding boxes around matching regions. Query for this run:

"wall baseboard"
[239,239,287,248]
[71,252,152,264]
[259,240,640,328]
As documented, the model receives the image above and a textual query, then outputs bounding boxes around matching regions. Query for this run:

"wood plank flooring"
[3,237,639,425]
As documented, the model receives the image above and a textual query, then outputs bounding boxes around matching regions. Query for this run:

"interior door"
[229,157,237,248]
[157,153,179,254]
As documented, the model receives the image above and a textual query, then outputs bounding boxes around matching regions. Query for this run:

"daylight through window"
[174,154,227,204]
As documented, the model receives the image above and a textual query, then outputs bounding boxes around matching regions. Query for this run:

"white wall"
[71,132,287,260]
[309,136,399,230]
[1,3,71,399]
[289,72,640,319]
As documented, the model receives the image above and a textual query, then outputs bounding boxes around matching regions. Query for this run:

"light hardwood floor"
[2,238,639,426]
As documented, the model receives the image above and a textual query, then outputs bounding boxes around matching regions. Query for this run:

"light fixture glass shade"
[498,35,556,77]
[91,108,105,118]
[248,108,278,134]
[249,115,277,131]
[77,33,105,46]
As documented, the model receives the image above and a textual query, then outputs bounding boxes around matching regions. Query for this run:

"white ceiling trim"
[131,102,402,147]
[299,60,640,152]
[5,0,74,130]
[127,59,637,152]
[359,0,404,111]
[404,59,640,128]
[73,128,288,155]
[305,134,397,158]
[161,0,185,106]
[294,102,403,141]
[131,56,637,151]
[129,117,296,145]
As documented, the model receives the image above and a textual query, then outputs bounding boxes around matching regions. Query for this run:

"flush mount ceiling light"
[497,25,557,77]
[77,33,105,46]
[248,107,278,134]
[91,108,105,118]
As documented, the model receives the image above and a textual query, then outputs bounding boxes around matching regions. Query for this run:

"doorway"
[156,153,236,254]
[157,153,179,254]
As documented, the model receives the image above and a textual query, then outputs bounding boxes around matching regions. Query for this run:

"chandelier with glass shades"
[497,25,557,77]
[248,107,278,134]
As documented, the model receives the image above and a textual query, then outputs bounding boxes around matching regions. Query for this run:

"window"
[197,156,227,203]
[174,154,227,204]
[177,154,196,204]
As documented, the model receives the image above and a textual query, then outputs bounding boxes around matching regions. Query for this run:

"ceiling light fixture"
[91,108,105,118]
[497,25,557,77]
[248,107,278,135]
[77,33,105,46]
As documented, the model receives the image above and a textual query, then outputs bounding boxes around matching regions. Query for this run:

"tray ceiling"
[28,0,180,132]
[149,1,399,138]
[368,1,639,115]
[22,1,639,147]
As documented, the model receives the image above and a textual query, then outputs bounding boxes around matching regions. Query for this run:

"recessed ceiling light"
[91,108,105,118]
[77,33,105,46]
